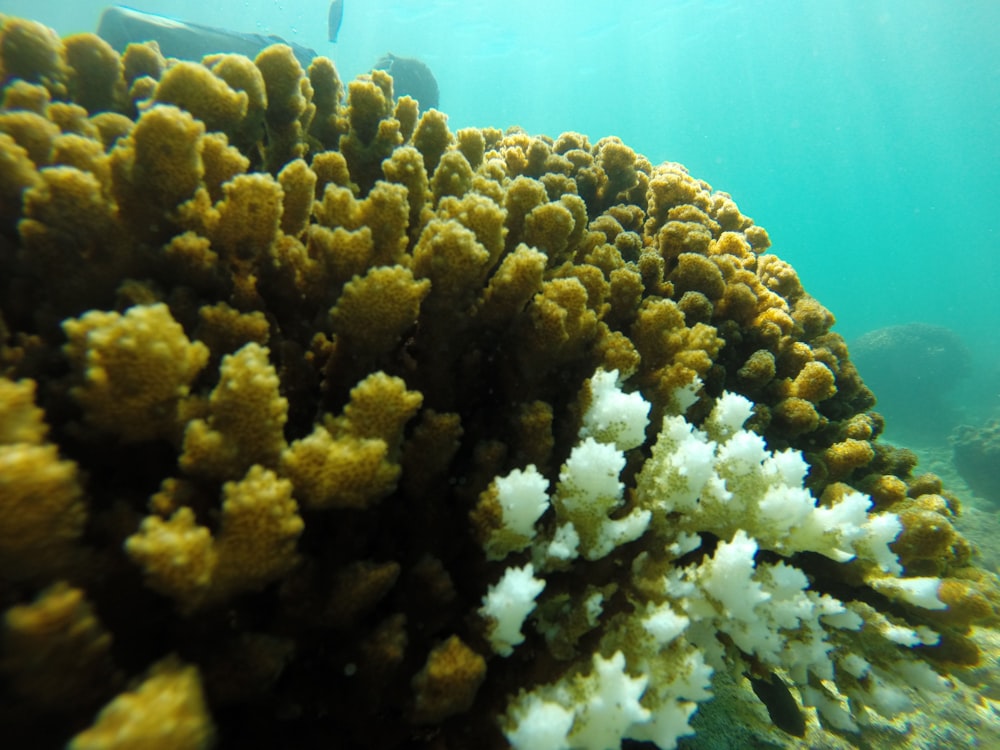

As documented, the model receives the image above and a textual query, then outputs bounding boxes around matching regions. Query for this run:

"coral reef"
[850,323,972,446]
[1,13,998,750]
[951,419,1000,506]
[372,53,440,111]
[69,656,215,750]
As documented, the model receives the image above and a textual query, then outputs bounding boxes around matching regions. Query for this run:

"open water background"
[5,0,1000,436]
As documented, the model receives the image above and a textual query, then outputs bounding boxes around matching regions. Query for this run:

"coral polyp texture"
[0,13,998,750]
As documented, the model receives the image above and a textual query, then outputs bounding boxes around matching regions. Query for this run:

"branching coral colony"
[0,13,998,750]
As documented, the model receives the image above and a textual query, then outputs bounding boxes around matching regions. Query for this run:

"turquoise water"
[8,0,1000,430]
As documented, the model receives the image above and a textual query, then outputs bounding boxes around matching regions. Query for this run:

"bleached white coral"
[892,658,950,692]
[505,651,650,750]
[702,389,755,442]
[479,563,545,656]
[491,368,948,750]
[697,530,770,622]
[633,414,717,517]
[634,388,903,570]
[641,603,689,647]
[495,465,550,537]
[553,436,651,560]
[506,698,574,750]
[624,648,711,749]
[571,651,650,750]
[870,576,946,610]
[856,511,905,574]
[579,368,650,451]
[549,523,580,560]
[659,530,856,685]
[481,464,550,560]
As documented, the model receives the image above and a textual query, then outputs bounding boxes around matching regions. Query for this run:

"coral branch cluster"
[1,13,996,749]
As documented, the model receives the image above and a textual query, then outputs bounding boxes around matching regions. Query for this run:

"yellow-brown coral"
[0,442,86,583]
[1,583,118,711]
[0,13,992,750]
[410,635,487,724]
[330,266,430,354]
[63,304,209,442]
[124,506,217,611]
[280,426,399,510]
[152,61,249,139]
[68,657,215,750]
[126,465,302,613]
[180,343,287,480]
[0,378,86,584]
[109,105,205,240]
